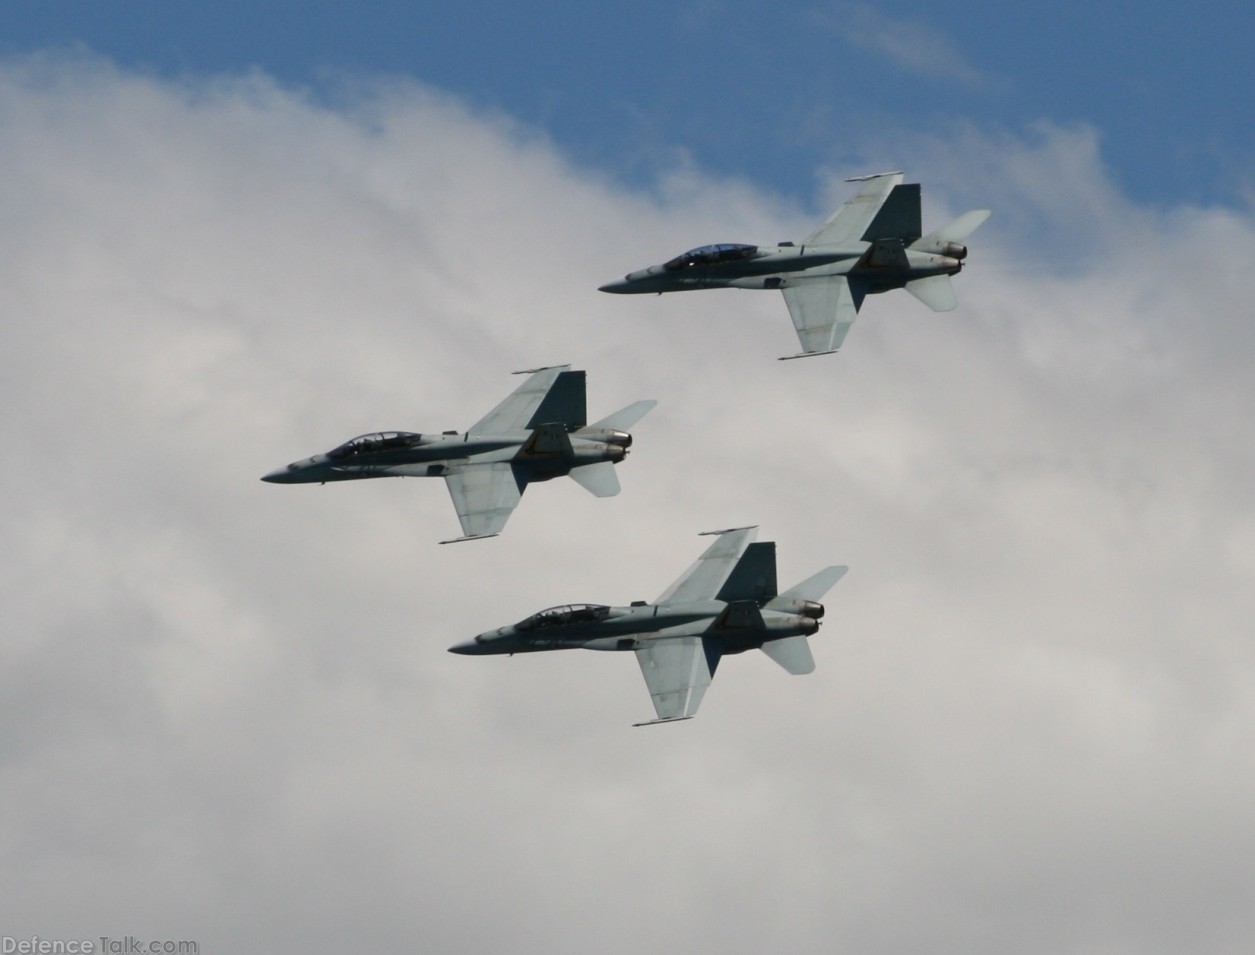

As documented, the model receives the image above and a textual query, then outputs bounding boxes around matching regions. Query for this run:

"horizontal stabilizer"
[760,635,815,675]
[589,399,657,431]
[769,565,848,605]
[568,461,620,498]
[905,274,957,312]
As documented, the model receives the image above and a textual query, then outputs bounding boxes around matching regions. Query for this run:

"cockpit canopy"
[664,243,758,271]
[516,603,611,631]
[327,431,423,460]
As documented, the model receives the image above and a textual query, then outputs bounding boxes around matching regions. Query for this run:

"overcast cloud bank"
[2,55,1253,954]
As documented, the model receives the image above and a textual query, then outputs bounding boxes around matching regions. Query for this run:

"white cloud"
[822,4,995,90]
[1,53,1253,955]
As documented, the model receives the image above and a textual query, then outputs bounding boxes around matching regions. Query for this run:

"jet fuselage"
[599,242,964,296]
[262,428,631,484]
[449,599,822,656]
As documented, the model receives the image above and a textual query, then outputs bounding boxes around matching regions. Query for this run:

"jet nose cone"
[449,635,495,655]
[598,279,631,293]
[261,465,297,483]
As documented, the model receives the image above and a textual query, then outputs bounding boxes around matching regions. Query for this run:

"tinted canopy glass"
[664,243,758,270]
[516,604,611,631]
[327,431,423,460]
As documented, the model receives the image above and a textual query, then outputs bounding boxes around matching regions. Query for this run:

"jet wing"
[653,527,758,605]
[779,276,865,358]
[467,365,584,435]
[804,172,904,246]
[633,635,713,724]
[440,462,527,543]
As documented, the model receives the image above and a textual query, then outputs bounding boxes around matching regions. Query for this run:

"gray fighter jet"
[449,527,847,724]
[262,366,655,543]
[599,172,990,359]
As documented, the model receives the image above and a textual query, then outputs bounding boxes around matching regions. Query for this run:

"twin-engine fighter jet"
[449,527,847,724]
[599,172,990,359]
[262,366,655,543]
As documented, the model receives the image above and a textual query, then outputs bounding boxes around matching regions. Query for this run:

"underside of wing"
[654,527,758,605]
[804,172,904,246]
[441,462,526,542]
[780,277,864,357]
[467,366,583,434]
[634,636,713,722]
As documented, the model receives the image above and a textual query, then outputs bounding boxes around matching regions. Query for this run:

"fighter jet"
[599,172,990,359]
[449,527,847,724]
[261,366,655,543]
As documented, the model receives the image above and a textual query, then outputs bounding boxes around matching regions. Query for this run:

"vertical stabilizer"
[760,635,816,675]
[910,209,991,252]
[905,274,957,312]
[767,565,848,605]
[587,399,656,431]
[568,461,620,497]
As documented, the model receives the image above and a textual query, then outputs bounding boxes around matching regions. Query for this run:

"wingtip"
[778,349,839,361]
[844,170,904,182]
[438,533,501,545]
[511,363,572,375]
[632,716,695,727]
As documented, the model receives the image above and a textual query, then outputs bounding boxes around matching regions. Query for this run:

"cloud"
[824,4,994,89]
[1,53,1253,955]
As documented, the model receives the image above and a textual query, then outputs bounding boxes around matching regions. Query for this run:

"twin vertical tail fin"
[760,565,848,674]
[767,565,848,606]
[568,400,655,499]
[761,637,816,674]
[910,209,991,255]
[904,274,958,311]
[587,399,657,432]
[568,462,620,497]
[906,209,991,312]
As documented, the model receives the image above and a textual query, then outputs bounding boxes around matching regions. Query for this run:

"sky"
[2,6,1254,955]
